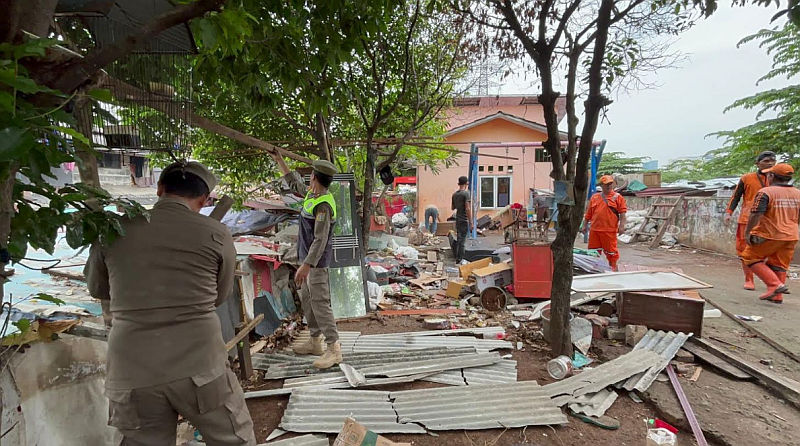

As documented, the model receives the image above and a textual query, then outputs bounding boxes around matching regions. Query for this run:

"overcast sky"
[498,4,791,166]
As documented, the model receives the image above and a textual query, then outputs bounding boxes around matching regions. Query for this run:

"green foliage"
[598,151,651,174]
[710,23,800,174]
[0,37,147,266]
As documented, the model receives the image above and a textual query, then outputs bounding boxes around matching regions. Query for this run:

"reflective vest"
[298,191,337,268]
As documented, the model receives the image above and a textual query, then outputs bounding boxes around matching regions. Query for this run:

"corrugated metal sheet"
[391,382,567,430]
[567,389,618,417]
[424,360,517,386]
[351,335,512,353]
[256,347,478,378]
[363,327,505,338]
[279,383,566,434]
[620,330,692,391]
[543,349,663,406]
[246,373,434,399]
[282,353,502,389]
[279,390,426,434]
[259,433,329,446]
[284,329,511,355]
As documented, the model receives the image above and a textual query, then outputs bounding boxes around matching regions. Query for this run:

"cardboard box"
[458,257,491,278]
[445,278,473,298]
[334,418,411,446]
[471,262,513,293]
[435,221,455,236]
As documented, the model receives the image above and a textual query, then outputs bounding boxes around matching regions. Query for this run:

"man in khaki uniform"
[85,161,256,445]
[292,160,342,369]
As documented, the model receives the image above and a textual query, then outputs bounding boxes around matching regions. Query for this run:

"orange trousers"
[735,224,747,257]
[588,230,619,269]
[741,239,797,271]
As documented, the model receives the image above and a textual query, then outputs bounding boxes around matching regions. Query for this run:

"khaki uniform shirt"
[85,197,236,390]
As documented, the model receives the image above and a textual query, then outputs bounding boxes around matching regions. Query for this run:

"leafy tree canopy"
[598,151,651,174]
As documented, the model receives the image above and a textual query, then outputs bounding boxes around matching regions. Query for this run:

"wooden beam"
[225,313,264,352]
[689,337,800,409]
[680,342,753,381]
[703,296,800,365]
[103,76,311,168]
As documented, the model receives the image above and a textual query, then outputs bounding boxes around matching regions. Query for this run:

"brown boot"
[312,341,342,369]
[751,262,789,301]
[292,334,324,355]
[742,261,755,290]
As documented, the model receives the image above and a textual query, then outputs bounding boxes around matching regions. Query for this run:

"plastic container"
[541,308,575,342]
[547,355,573,380]
[646,428,676,446]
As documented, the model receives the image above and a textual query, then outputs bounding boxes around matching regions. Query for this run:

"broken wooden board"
[689,337,800,408]
[680,342,752,380]
[377,308,465,316]
[458,257,491,279]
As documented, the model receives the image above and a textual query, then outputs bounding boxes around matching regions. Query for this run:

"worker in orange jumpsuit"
[726,151,776,290]
[741,163,800,304]
[583,175,627,271]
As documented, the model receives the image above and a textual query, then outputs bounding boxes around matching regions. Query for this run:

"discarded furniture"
[617,290,705,337]
[511,243,553,298]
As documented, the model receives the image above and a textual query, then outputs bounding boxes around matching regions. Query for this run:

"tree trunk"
[0,165,18,300]
[72,97,101,188]
[360,141,378,254]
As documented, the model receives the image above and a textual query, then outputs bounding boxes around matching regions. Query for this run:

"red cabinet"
[512,243,553,299]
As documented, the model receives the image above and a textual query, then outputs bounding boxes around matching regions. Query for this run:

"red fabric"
[741,239,797,270]
[751,185,800,241]
[584,192,627,232]
[735,223,747,256]
[588,230,620,268]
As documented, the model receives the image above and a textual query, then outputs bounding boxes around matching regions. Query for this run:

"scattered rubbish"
[629,392,644,403]
[646,428,677,446]
[395,246,419,260]
[339,363,367,387]
[547,355,574,380]
[625,324,648,347]
[735,314,763,322]
[689,366,703,382]
[492,246,511,255]
[703,309,721,318]
[572,352,593,369]
[569,410,620,430]
[570,317,593,355]
[423,318,451,330]
[510,320,520,329]
[333,418,411,446]
[606,326,626,341]
[760,358,773,366]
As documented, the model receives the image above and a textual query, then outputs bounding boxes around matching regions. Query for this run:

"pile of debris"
[619,210,679,247]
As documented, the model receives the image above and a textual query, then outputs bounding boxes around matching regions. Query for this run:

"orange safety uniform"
[727,171,770,256]
[585,191,627,269]
[741,184,800,270]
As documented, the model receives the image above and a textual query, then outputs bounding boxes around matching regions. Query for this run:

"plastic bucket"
[541,308,575,341]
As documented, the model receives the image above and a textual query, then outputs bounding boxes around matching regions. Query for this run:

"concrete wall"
[625,196,800,261]
[417,118,553,222]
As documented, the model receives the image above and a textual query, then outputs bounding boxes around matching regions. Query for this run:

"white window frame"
[479,175,513,209]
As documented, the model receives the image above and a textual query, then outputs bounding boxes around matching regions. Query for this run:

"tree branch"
[50,0,226,93]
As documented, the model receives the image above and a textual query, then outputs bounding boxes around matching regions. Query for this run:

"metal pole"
[468,143,479,239]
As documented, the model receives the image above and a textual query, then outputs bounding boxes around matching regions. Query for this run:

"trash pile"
[619,210,679,247]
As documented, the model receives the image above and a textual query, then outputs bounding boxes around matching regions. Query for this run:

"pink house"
[417,95,567,222]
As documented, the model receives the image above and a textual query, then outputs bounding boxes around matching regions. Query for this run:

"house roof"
[444,111,568,139]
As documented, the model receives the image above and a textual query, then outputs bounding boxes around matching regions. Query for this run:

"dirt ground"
[244,237,800,446]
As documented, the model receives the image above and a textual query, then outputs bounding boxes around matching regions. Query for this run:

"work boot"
[750,262,789,301]
[742,261,755,291]
[770,271,788,304]
[312,341,342,369]
[292,334,324,356]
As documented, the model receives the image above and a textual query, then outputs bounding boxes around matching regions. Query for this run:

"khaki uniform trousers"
[298,267,339,343]
[107,368,255,446]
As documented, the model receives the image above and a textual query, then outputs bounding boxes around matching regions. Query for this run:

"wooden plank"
[649,197,682,249]
[681,342,753,380]
[236,324,254,380]
[703,296,800,365]
[377,308,465,316]
[225,313,265,352]
[458,257,491,279]
[689,337,800,408]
